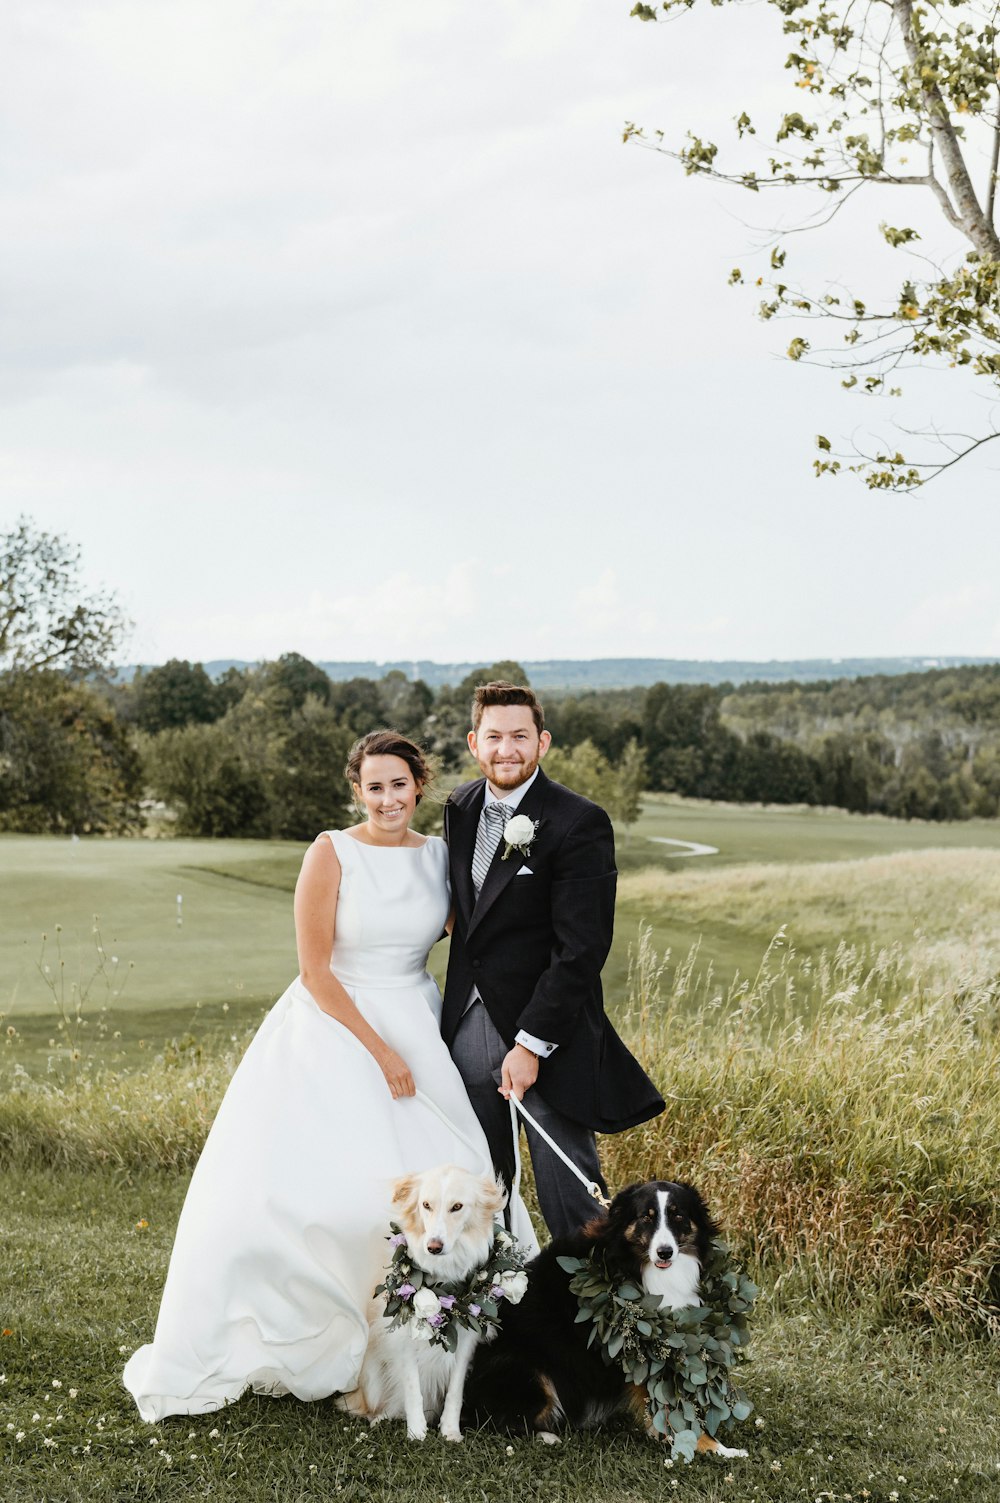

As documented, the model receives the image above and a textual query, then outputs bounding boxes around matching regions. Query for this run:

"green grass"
[1,1164,998,1503]
[3,809,1000,1500]
[6,796,1000,1050]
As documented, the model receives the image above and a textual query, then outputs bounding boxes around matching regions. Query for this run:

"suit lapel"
[468,769,550,936]
[447,780,483,929]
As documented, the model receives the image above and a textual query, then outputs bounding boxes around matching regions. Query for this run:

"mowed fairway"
[4,796,1000,1059]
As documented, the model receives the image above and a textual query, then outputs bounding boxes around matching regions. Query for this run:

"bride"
[124,729,535,1423]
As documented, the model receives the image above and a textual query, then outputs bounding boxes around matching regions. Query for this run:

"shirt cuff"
[515,1029,557,1058]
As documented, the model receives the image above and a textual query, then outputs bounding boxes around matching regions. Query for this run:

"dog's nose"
[426,1238,444,1255]
[656,1244,675,1262]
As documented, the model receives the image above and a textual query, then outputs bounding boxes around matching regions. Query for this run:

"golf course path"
[647,836,719,858]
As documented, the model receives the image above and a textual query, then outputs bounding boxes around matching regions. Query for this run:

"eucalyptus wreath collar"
[557,1239,758,1461]
[375,1223,528,1352]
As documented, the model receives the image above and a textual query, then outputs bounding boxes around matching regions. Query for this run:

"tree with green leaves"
[1,517,129,674]
[628,0,1000,487]
[543,739,616,807]
[608,737,648,837]
[134,659,222,734]
[0,671,141,833]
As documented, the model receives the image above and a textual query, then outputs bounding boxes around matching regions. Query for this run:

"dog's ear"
[673,1181,720,1240]
[484,1174,507,1216]
[392,1173,419,1209]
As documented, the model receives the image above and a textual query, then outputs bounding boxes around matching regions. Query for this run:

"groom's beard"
[480,751,540,793]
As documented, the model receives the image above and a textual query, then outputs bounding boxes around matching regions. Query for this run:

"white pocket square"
[516,865,533,876]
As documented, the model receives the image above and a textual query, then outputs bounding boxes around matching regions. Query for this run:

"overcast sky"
[3,0,998,668]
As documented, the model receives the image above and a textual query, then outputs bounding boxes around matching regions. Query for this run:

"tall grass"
[608,926,1000,1333]
[2,928,997,1333]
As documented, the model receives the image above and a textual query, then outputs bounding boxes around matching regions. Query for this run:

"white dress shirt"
[469,768,557,1060]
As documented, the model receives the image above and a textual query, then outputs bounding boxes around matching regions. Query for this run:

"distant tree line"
[4,519,1000,837]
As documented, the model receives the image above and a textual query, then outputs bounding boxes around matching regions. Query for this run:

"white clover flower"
[32,1413,40,1423]
[149,1436,160,1446]
[209,1427,220,1438]
[412,1288,441,1318]
[15,1431,25,1442]
[51,1379,62,1389]
[755,1416,766,1429]
[43,1437,57,1448]
[68,1389,78,1399]
[5,1423,12,1432]
[505,1445,514,1456]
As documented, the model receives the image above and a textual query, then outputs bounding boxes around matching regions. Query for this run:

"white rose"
[503,815,535,847]
[412,1288,441,1318]
[499,1270,528,1303]
[410,1321,434,1341]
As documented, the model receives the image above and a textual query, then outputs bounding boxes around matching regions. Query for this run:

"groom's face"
[468,706,551,794]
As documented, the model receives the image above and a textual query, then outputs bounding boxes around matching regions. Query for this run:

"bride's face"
[354,754,421,836]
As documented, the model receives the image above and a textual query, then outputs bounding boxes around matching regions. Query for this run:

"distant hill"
[118,655,998,690]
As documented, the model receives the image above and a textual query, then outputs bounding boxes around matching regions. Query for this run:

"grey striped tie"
[471,802,508,895]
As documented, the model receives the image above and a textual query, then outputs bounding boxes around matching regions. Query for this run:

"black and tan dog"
[463,1180,748,1457]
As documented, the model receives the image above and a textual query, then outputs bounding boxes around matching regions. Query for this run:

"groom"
[442,680,664,1239]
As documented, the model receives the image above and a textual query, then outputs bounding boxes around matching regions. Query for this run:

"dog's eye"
[449,1203,463,1213]
[422,1201,432,1211]
[644,1208,656,1219]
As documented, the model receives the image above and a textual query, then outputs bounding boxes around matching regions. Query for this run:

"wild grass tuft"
[2,925,997,1334]
[609,925,1000,1334]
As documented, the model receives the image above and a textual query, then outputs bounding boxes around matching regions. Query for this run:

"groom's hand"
[499,1044,539,1102]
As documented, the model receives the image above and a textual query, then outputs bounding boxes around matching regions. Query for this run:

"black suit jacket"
[442,768,664,1134]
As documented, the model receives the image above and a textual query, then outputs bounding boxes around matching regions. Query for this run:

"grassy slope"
[1,1166,997,1503]
[6,798,1000,1026]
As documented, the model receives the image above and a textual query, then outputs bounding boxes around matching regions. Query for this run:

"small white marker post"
[176,894,183,928]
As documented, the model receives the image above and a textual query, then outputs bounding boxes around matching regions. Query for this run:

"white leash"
[508,1094,611,1209]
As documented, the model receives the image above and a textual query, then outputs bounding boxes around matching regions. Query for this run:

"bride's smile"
[353,753,423,845]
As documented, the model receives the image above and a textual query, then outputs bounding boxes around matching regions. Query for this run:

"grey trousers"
[450,999,608,1240]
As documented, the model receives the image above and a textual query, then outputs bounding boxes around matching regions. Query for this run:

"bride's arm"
[293,837,415,1099]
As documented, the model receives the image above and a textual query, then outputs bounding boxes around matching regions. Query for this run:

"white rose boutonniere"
[502,813,539,861]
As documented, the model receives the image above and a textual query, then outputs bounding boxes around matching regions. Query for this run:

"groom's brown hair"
[471,681,544,737]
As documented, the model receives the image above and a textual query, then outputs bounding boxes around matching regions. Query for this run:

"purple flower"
[397,1283,416,1299]
[427,1313,446,1327]
[490,1286,505,1301]
[388,1233,407,1249]
[438,1295,456,1310]
[468,1303,481,1317]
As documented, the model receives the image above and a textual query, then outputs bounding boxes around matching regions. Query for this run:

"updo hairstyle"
[344,729,434,803]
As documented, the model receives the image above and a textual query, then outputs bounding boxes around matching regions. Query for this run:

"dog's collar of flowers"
[375,1222,529,1352]
[501,814,539,862]
[556,1239,758,1461]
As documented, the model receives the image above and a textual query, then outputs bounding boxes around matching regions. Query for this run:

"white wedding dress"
[124,831,535,1423]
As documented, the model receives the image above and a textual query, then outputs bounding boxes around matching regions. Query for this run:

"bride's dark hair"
[345,730,433,802]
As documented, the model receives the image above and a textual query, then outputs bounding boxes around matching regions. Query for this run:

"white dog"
[339,1164,505,1442]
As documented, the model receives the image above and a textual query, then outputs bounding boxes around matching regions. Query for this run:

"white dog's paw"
[536,1431,561,1446]
[712,1443,748,1459]
[440,1424,464,1443]
[406,1421,428,1442]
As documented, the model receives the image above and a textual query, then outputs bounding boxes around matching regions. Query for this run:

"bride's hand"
[377,1047,415,1100]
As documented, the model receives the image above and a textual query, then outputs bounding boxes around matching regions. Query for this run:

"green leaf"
[672,1428,699,1462]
